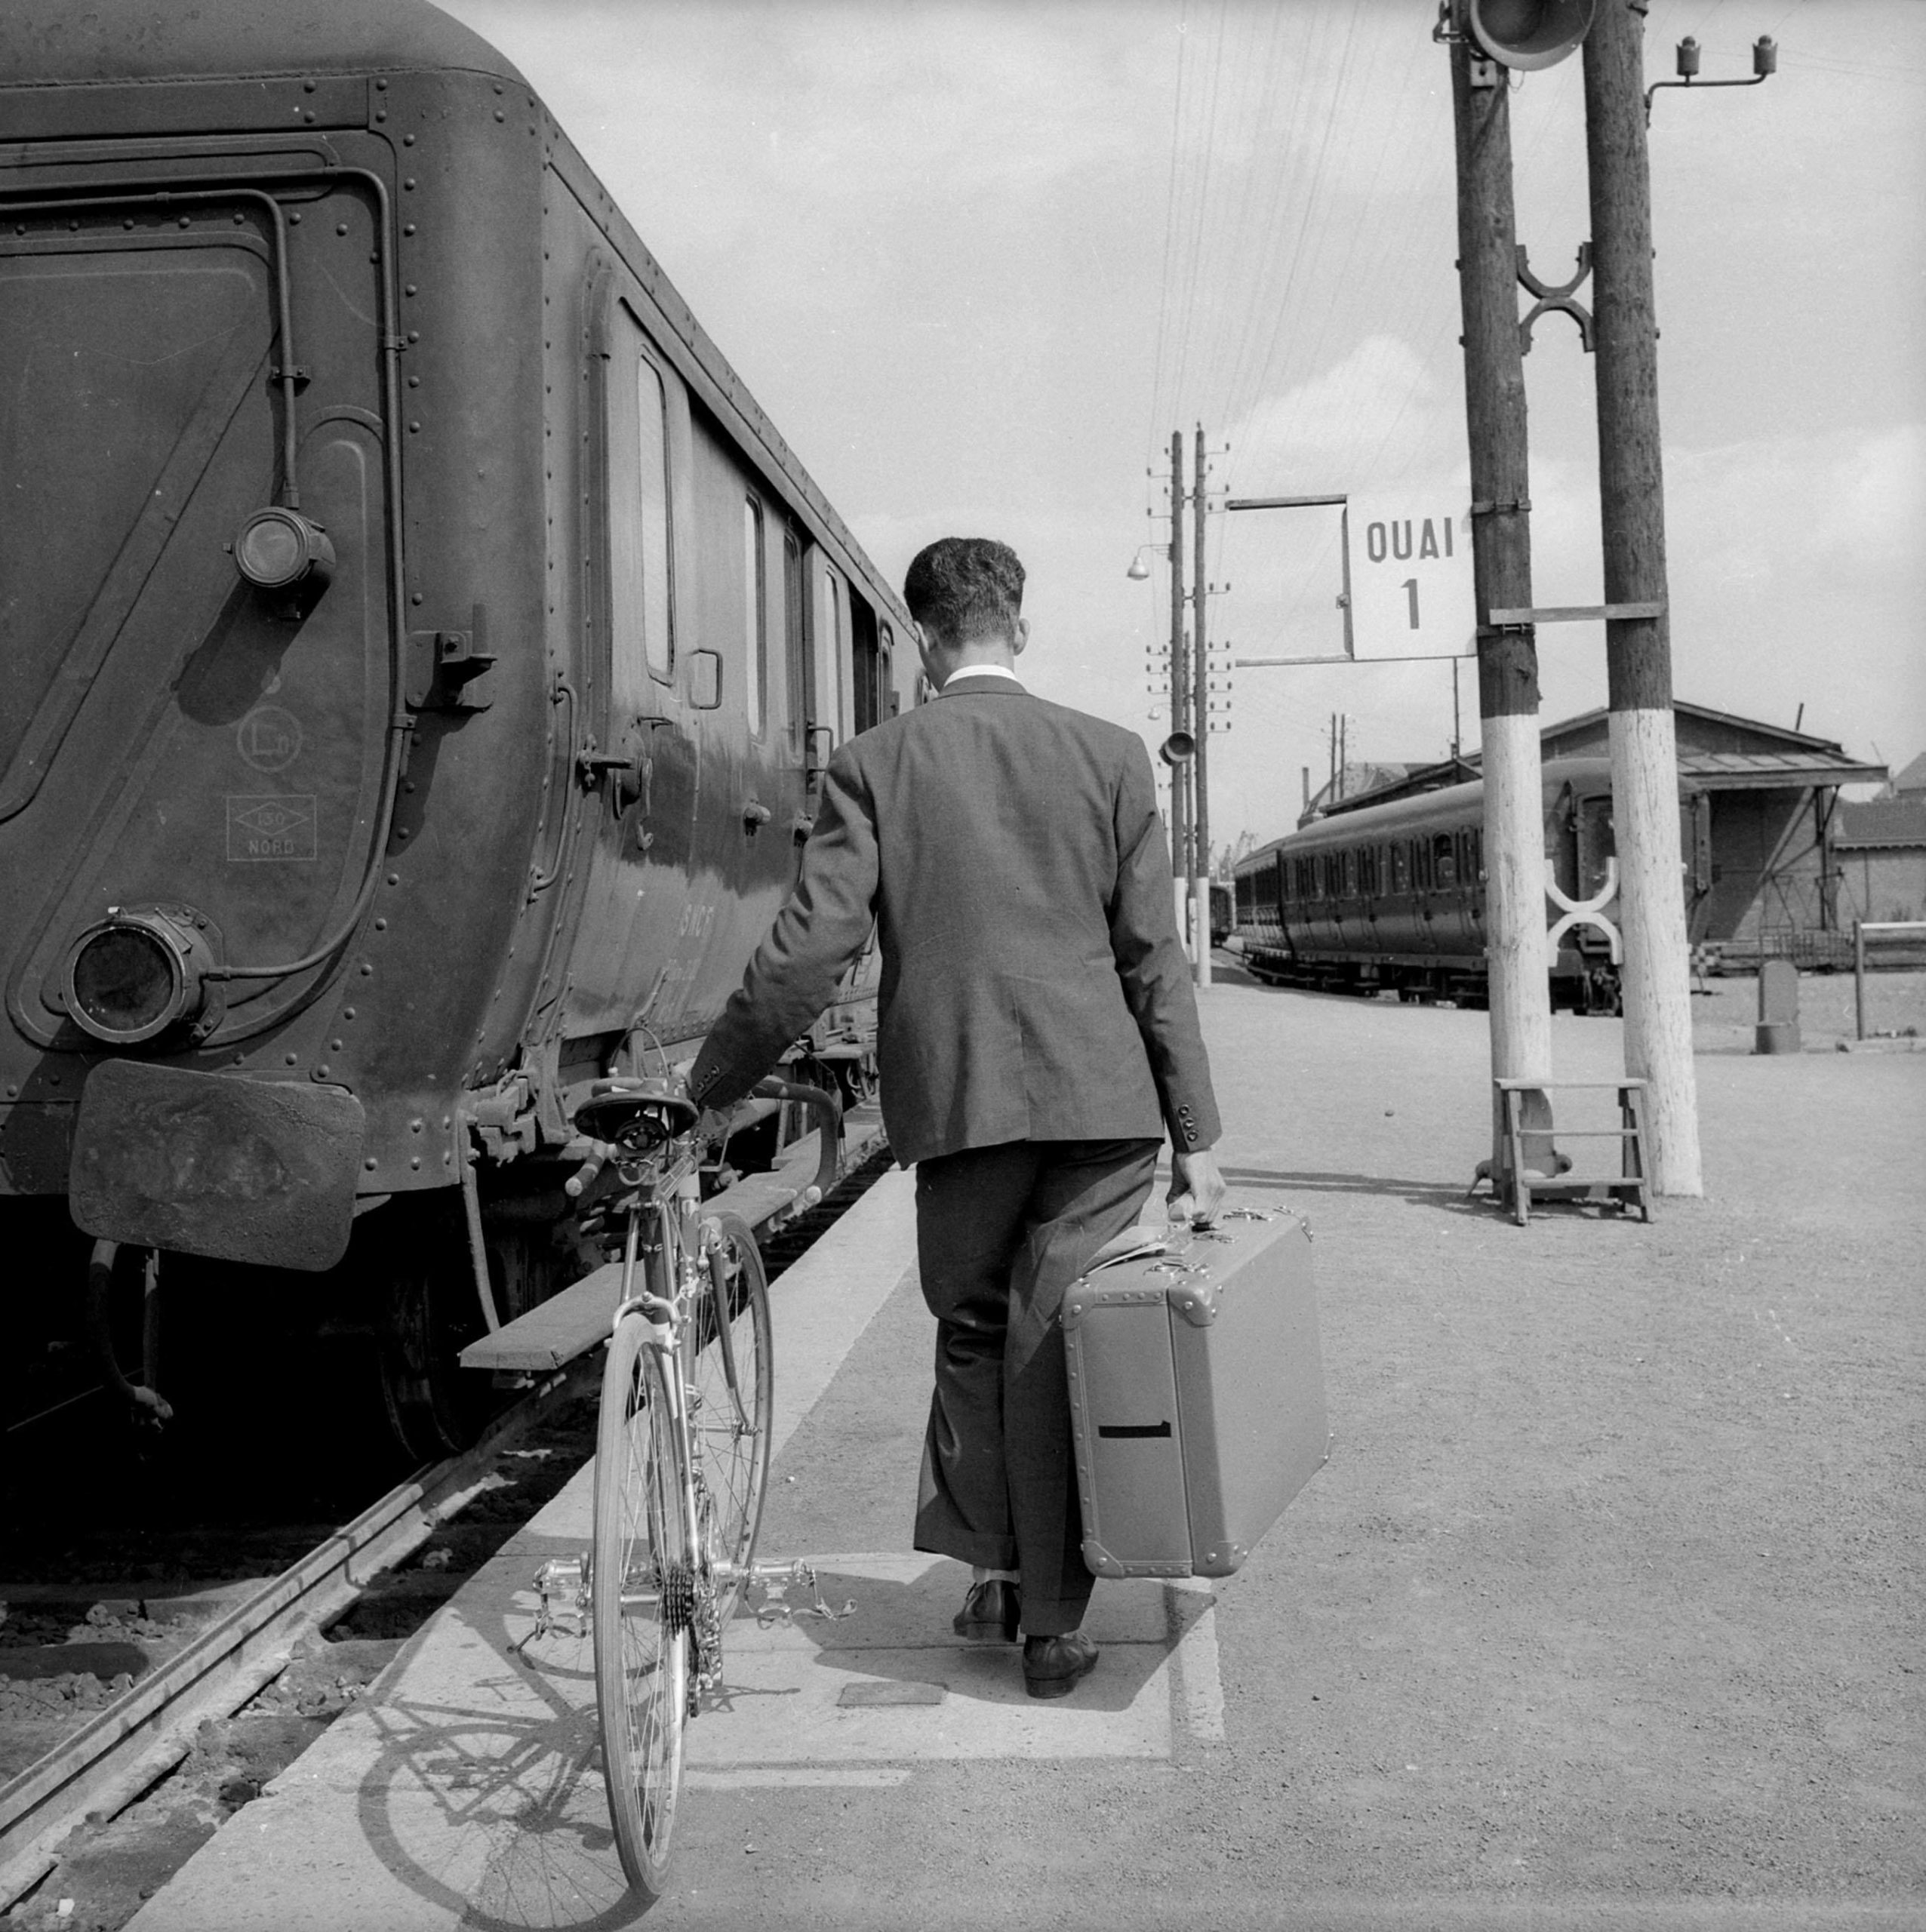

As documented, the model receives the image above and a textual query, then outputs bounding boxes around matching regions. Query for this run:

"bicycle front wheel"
[594,1314,691,1902]
[688,1209,773,1622]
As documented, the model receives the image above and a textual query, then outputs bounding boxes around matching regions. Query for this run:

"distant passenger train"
[1229,758,1708,1015]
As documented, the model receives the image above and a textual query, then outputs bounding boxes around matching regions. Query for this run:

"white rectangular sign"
[1347,500,1473,659]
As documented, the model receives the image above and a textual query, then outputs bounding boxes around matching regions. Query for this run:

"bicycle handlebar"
[751,1076,843,1208]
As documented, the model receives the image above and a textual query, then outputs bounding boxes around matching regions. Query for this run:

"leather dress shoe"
[1023,1630,1099,1699]
[952,1578,1021,1643]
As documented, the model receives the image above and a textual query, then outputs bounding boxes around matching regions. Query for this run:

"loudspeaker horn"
[1466,0,1594,71]
[1159,730,1196,767]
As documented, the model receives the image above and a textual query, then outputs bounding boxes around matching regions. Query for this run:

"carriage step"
[459,1107,887,1376]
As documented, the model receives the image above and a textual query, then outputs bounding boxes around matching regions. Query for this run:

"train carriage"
[1231,758,1709,1014]
[0,0,915,1454]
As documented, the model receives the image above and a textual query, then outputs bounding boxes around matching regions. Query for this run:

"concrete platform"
[123,980,1925,1930]
[126,1164,1231,1932]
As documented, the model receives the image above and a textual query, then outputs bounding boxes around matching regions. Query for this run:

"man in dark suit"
[689,537,1223,1698]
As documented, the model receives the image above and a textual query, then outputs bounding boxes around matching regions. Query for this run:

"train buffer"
[1489,1078,1652,1229]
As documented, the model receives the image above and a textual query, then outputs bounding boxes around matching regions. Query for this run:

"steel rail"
[0,1354,598,1912]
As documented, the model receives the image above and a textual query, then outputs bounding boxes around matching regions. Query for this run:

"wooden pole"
[1583,0,1703,1195]
[1192,423,1211,985]
[1168,429,1190,952]
[1450,35,1555,1178]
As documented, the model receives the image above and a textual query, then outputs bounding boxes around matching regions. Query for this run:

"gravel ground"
[664,970,1925,1930]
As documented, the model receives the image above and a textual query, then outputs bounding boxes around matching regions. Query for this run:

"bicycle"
[552,1071,844,1902]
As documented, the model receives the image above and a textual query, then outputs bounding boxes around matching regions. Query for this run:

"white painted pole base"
[1191,874,1212,987]
[1484,710,1556,1176]
[1608,706,1703,1195]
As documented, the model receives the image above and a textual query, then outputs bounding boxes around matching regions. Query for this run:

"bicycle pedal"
[513,1552,590,1651]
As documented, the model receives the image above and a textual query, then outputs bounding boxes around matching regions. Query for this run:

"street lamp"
[1125,544,1158,581]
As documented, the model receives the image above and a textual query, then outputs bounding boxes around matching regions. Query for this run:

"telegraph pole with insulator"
[1448,7,1561,1178]
[1583,0,1703,1194]
[1167,430,1192,944]
[1192,422,1211,986]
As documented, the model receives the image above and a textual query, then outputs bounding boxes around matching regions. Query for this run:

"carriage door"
[801,552,852,860]
[567,294,694,1038]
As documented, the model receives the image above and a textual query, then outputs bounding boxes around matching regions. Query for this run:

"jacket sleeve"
[688,743,880,1112]
[1106,737,1222,1152]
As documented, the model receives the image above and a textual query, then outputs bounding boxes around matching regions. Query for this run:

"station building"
[1300,701,1887,967]
[1834,751,1926,929]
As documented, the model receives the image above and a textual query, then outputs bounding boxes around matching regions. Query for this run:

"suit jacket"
[688,678,1220,1166]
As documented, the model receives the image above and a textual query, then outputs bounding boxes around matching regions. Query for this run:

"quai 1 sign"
[1347,500,1473,659]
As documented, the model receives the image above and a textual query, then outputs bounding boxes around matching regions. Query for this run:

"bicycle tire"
[594,1313,691,1901]
[687,1209,773,1623]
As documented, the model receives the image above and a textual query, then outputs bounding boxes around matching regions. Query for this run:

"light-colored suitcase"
[1061,1202,1329,1580]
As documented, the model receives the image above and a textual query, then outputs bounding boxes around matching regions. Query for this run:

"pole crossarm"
[1225,494,1348,512]
[1485,601,1665,626]
[1233,652,1475,668]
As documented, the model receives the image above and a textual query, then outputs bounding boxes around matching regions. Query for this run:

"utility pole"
[1192,423,1211,986]
[1583,0,1702,1193]
[1450,31,1556,1175]
[1168,429,1190,949]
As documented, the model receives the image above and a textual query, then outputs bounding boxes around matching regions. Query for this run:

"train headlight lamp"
[232,506,334,592]
[63,905,223,1047]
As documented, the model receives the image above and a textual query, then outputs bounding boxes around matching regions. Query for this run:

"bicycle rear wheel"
[688,1209,773,1622]
[594,1313,691,1901]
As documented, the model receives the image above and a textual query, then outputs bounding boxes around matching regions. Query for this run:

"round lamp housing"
[1466,0,1595,71]
[63,905,222,1047]
[233,506,334,592]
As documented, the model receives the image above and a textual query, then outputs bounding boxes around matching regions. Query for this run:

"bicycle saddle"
[574,1077,701,1149]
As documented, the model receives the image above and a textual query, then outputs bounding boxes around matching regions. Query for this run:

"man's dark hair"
[903,537,1025,648]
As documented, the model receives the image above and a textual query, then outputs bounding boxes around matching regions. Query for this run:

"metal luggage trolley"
[528,1074,843,1902]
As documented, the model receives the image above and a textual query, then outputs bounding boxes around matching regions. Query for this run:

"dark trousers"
[912,1137,1161,1638]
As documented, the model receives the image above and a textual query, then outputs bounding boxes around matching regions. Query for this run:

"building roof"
[1675,749,1889,791]
[1318,701,1885,816]
[1835,798,1926,851]
[1891,751,1926,797]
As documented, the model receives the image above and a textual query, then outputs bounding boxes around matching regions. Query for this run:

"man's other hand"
[1168,1146,1226,1226]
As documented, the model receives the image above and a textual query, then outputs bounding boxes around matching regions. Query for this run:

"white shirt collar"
[941,664,1023,688]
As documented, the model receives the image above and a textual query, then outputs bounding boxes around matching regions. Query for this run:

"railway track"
[0,1133,894,1922]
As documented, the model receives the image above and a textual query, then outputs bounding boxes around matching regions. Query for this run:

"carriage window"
[1389,843,1408,893]
[634,356,672,680]
[1342,850,1357,896]
[1432,833,1457,887]
[1465,827,1483,880]
[606,317,676,688]
[815,561,847,743]
[1413,839,1429,891]
[879,624,897,719]
[1359,847,1378,896]
[783,531,805,755]
[742,497,766,737]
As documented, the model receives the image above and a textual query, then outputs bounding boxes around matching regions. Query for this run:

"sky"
[436,0,1926,858]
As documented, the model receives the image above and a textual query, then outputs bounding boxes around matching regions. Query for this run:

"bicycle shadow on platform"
[1220,1163,1493,1219]
[340,1528,651,1930]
